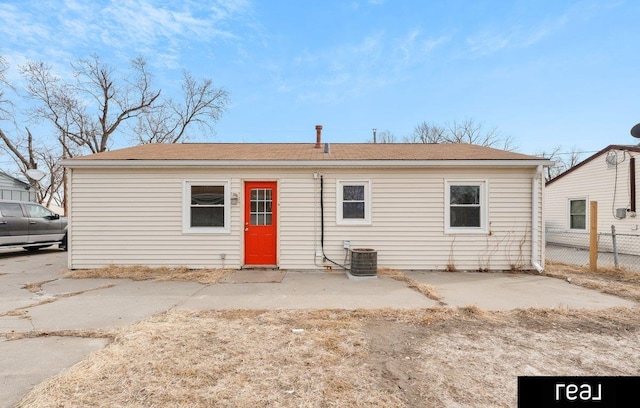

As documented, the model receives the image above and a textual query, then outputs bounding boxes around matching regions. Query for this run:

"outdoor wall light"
[231,193,239,205]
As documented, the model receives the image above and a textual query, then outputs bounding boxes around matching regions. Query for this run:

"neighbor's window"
[569,199,587,230]
[337,180,371,224]
[445,180,488,233]
[183,181,230,233]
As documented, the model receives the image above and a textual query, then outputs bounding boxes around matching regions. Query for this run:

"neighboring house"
[546,144,640,254]
[0,171,37,202]
[62,126,550,271]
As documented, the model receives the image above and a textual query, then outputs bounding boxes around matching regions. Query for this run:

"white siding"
[68,166,542,271]
[546,148,640,254]
[0,173,37,201]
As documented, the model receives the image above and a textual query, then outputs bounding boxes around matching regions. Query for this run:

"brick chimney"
[315,125,323,148]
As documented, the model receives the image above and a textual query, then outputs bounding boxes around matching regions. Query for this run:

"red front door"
[244,182,277,265]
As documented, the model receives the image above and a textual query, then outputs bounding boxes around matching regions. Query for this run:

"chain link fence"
[546,227,640,271]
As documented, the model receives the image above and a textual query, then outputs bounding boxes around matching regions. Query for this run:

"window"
[337,180,371,224]
[26,204,54,218]
[183,181,230,233]
[569,199,586,230]
[0,203,23,217]
[445,180,488,233]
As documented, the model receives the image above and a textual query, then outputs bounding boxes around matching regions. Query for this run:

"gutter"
[61,159,552,169]
[531,165,544,273]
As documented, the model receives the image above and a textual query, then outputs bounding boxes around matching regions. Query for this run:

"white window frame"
[336,180,371,225]
[568,197,588,231]
[445,179,488,234]
[183,180,231,234]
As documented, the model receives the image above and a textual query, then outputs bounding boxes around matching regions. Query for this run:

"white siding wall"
[546,148,640,254]
[0,174,37,201]
[68,166,541,270]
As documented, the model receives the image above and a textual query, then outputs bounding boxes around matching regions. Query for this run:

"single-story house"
[546,144,640,254]
[0,170,37,202]
[62,126,550,271]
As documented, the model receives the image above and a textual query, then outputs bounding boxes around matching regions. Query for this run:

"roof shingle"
[69,143,542,162]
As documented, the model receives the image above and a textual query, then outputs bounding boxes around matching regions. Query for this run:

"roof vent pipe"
[324,142,330,154]
[315,125,323,148]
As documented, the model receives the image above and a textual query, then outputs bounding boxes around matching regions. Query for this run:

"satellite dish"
[631,123,640,139]
[25,169,46,181]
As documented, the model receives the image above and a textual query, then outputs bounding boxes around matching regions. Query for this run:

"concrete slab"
[179,271,439,310]
[220,269,287,283]
[406,271,639,310]
[0,336,110,408]
[0,248,67,316]
[25,280,205,332]
[42,278,120,296]
[0,286,40,315]
[0,248,67,275]
[0,316,33,333]
[1,250,639,407]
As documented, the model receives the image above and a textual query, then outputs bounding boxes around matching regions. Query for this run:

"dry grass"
[543,261,640,303]
[64,265,234,285]
[22,280,57,294]
[14,263,640,407]
[378,268,444,302]
[16,307,640,408]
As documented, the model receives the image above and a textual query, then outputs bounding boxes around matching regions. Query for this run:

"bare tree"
[536,146,585,181]
[22,55,161,154]
[1,53,229,208]
[0,55,12,119]
[136,71,228,144]
[15,55,162,211]
[404,121,446,143]
[0,127,62,206]
[405,118,517,151]
[369,130,397,143]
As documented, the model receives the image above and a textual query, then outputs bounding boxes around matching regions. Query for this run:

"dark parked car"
[0,200,67,251]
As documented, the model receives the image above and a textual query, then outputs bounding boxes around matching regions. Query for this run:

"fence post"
[590,201,598,272]
[611,225,619,268]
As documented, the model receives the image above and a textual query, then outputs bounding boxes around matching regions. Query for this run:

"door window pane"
[250,188,273,226]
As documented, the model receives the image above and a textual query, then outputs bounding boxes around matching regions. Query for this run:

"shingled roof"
[67,142,544,163]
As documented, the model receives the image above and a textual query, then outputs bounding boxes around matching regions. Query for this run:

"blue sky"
[1,0,639,160]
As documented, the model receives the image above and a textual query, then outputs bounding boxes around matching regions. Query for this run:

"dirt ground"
[14,264,640,407]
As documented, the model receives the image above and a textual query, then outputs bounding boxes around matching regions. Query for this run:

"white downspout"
[531,165,544,272]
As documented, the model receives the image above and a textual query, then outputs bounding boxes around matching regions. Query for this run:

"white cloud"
[0,0,253,72]
[466,31,511,56]
[0,3,54,46]
[281,28,449,104]
[463,2,616,57]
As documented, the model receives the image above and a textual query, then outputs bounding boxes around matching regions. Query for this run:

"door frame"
[243,180,279,267]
